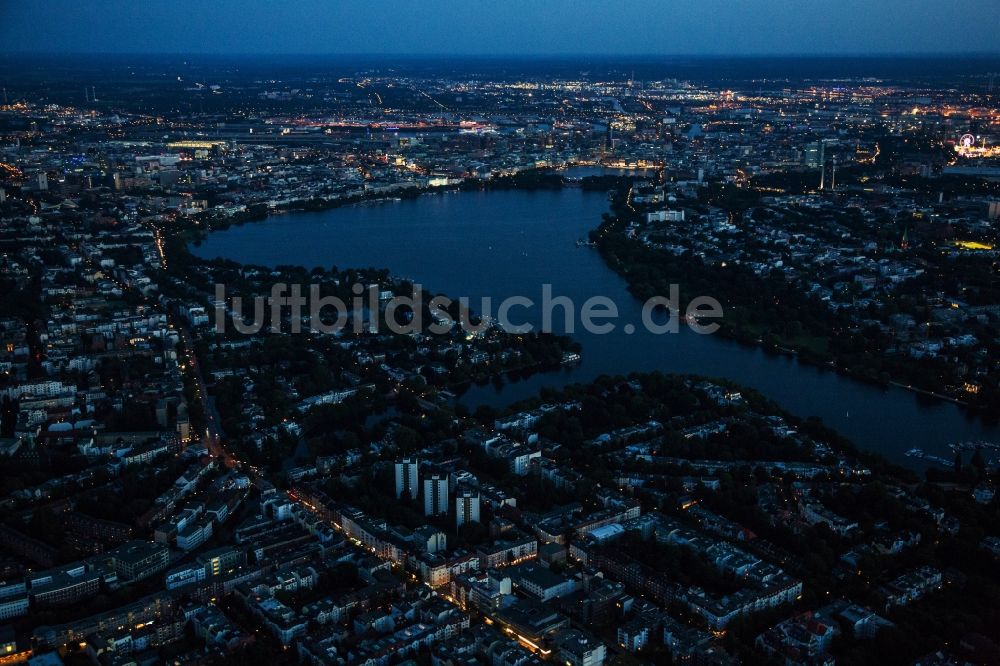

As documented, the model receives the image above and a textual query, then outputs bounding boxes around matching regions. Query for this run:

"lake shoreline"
[190,185,1000,469]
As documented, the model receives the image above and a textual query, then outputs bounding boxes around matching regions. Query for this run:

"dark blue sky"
[2,0,997,56]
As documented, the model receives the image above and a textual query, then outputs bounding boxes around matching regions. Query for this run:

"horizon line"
[3,50,1000,60]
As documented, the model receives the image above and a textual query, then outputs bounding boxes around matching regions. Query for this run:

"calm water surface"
[193,188,999,469]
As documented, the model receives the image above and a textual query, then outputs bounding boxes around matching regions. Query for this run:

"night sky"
[1,0,998,56]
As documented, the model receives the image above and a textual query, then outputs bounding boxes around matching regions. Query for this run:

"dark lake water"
[192,187,999,469]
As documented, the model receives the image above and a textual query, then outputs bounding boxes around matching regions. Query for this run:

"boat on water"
[561,351,582,364]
